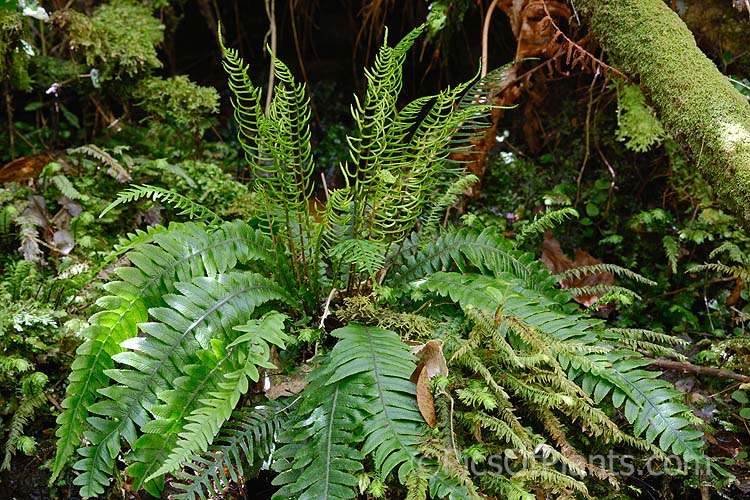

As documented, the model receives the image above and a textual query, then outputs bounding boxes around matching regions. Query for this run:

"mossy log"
[575,0,750,225]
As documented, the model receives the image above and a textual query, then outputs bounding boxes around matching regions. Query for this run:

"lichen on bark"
[575,0,750,226]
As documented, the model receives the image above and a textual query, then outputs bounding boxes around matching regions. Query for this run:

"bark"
[575,0,750,226]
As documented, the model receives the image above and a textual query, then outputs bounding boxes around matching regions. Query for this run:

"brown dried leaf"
[0,154,53,184]
[415,365,436,428]
[541,231,614,307]
[411,339,448,380]
[265,364,312,400]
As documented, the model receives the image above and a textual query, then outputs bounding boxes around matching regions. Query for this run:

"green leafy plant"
[50,24,707,500]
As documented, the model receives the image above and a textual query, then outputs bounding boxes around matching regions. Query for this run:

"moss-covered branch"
[575,0,750,225]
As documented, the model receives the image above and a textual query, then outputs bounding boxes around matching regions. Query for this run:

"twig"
[575,79,596,206]
[481,0,501,78]
[264,0,277,114]
[646,358,750,384]
[46,392,64,413]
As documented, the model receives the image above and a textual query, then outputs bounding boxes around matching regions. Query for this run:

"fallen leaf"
[415,365,436,428]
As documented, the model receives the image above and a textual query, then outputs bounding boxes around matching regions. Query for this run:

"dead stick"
[647,358,750,384]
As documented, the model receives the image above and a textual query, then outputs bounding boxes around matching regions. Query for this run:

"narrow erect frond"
[219,25,265,169]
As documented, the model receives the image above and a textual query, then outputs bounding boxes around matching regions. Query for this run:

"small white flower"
[46,82,60,96]
[22,6,49,22]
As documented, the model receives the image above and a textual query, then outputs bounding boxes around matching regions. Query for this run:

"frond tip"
[100,184,221,222]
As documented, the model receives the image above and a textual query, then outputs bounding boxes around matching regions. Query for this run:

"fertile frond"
[450,63,514,159]
[100,184,220,222]
[514,208,579,247]
[170,401,290,500]
[219,25,265,169]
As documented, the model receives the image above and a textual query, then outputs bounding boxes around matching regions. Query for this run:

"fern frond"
[51,174,84,200]
[170,401,290,500]
[421,270,705,462]
[514,208,579,247]
[329,238,387,278]
[72,272,290,497]
[391,227,558,293]
[219,24,266,170]
[329,324,426,483]
[708,241,748,264]
[2,376,47,470]
[149,312,289,480]
[272,356,368,500]
[557,263,657,286]
[689,262,750,282]
[100,184,220,222]
[569,284,641,301]
[68,144,131,182]
[0,355,33,377]
[420,174,479,238]
[662,235,679,273]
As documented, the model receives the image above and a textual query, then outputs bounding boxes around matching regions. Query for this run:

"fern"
[100,184,221,222]
[663,235,680,273]
[1,373,48,470]
[273,324,435,498]
[557,262,657,286]
[421,268,704,460]
[51,221,277,484]
[689,262,750,282]
[170,401,289,500]
[51,174,84,201]
[514,207,579,247]
[73,272,290,497]
[68,144,132,182]
[149,312,289,480]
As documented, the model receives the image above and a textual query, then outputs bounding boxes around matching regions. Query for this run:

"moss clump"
[0,11,30,89]
[133,75,219,131]
[53,1,164,80]
[576,0,750,226]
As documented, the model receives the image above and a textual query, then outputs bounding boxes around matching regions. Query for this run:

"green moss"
[577,0,750,226]
[133,75,219,130]
[54,1,163,80]
[0,11,30,88]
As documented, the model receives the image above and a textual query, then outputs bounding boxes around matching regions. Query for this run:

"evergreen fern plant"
[51,25,707,499]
